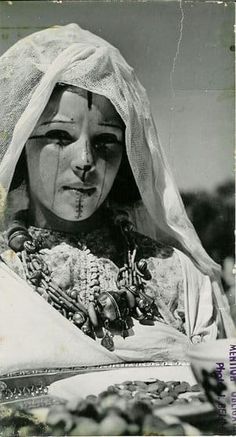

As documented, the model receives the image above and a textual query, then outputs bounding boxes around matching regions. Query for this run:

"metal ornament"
[101,321,115,351]
[5,212,184,350]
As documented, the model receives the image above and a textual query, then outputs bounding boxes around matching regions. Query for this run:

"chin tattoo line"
[75,192,84,219]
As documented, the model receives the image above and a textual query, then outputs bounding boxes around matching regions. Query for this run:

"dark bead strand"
[5,211,168,349]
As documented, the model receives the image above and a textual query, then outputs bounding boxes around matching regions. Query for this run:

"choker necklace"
[6,211,182,350]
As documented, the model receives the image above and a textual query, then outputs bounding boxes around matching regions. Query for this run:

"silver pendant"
[101,330,114,351]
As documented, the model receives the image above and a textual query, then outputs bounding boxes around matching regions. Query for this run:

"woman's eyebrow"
[40,120,75,126]
[99,122,123,130]
[39,120,123,129]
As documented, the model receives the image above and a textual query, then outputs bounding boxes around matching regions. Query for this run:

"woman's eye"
[45,130,73,146]
[93,134,122,156]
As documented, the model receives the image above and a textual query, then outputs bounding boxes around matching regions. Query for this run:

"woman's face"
[25,87,124,222]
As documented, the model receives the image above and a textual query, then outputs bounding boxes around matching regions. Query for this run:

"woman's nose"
[70,136,94,180]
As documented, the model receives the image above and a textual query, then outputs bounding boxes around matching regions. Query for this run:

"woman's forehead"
[37,85,124,128]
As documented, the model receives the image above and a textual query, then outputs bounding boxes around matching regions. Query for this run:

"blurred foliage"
[181,179,234,266]
[181,179,235,318]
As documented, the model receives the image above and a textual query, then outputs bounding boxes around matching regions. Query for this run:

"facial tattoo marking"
[26,88,124,226]
[95,160,107,212]
[87,91,92,111]
[51,143,61,211]
[81,140,90,183]
[75,191,83,219]
[75,140,90,219]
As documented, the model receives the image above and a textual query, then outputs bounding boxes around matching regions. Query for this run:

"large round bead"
[8,232,29,252]
[138,298,145,309]
[70,290,78,300]
[137,259,147,273]
[73,312,86,327]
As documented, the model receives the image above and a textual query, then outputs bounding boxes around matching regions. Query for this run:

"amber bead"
[73,312,86,327]
[70,290,78,300]
[137,259,147,273]
[8,231,29,252]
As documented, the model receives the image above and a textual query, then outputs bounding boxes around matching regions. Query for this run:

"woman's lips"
[63,186,96,197]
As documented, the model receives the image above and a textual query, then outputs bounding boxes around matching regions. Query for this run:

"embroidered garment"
[0,224,218,368]
[2,226,184,327]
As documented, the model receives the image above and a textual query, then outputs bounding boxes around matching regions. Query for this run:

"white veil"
[0,23,234,339]
[0,23,221,279]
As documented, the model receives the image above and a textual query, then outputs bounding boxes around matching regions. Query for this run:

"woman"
[0,24,233,374]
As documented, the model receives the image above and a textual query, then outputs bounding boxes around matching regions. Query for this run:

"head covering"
[0,23,220,278]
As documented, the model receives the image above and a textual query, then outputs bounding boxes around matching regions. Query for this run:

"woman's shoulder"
[134,231,176,261]
[133,231,200,275]
[133,231,211,299]
[133,232,186,329]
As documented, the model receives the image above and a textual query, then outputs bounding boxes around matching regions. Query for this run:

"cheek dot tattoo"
[87,91,92,110]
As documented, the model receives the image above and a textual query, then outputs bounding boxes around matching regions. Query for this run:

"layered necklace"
[6,211,181,351]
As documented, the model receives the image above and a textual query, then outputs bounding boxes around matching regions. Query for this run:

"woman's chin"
[51,196,101,223]
[53,210,92,222]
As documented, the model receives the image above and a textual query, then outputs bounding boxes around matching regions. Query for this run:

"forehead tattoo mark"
[87,91,92,111]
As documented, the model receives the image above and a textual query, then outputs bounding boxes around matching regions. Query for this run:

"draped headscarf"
[0,23,222,279]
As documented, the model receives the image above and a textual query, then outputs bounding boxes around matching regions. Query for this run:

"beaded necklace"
[6,212,159,351]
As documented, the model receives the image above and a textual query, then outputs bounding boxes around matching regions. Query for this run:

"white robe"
[0,249,222,375]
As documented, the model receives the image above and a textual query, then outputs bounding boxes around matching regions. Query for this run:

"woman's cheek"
[96,155,122,203]
[37,144,63,207]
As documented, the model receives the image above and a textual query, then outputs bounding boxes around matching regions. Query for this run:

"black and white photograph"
[0,0,235,435]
